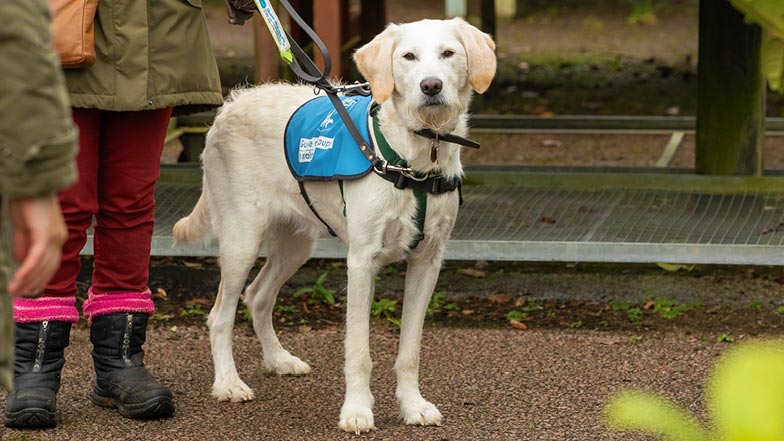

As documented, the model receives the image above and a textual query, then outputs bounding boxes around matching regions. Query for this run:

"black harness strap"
[298,181,337,237]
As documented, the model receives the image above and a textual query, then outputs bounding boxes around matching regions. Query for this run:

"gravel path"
[1,322,741,441]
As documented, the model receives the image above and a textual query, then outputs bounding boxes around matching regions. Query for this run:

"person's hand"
[224,0,257,25]
[6,195,67,297]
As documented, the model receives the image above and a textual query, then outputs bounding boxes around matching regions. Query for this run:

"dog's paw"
[265,353,311,376]
[338,406,376,434]
[400,399,442,426]
[212,378,255,402]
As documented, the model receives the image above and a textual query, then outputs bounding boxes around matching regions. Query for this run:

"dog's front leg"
[396,253,443,426]
[338,252,379,434]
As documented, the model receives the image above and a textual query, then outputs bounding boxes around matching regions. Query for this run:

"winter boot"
[90,313,174,419]
[4,321,71,429]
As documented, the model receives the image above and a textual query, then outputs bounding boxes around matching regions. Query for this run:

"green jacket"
[65,0,223,115]
[0,0,79,391]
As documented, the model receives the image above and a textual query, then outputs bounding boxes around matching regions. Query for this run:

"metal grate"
[82,169,784,265]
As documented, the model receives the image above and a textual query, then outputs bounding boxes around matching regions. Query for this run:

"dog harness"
[284,94,474,249]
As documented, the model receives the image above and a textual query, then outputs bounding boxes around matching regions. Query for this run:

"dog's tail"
[172,181,212,247]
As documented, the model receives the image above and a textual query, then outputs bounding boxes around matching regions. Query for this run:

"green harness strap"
[371,116,427,249]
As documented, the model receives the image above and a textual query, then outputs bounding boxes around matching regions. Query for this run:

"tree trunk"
[696,0,765,175]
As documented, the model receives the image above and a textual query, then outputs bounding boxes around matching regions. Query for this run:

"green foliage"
[749,299,765,311]
[275,305,298,314]
[238,306,252,322]
[569,319,584,329]
[776,305,784,314]
[429,291,447,309]
[427,291,460,316]
[627,0,657,25]
[729,0,784,92]
[444,302,461,311]
[627,307,643,323]
[718,333,735,344]
[371,297,400,328]
[606,340,784,441]
[294,272,336,305]
[628,335,644,344]
[180,304,207,318]
[652,298,690,319]
[610,301,631,311]
[505,310,529,321]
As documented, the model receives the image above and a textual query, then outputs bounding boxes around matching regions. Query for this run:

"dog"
[172,17,496,433]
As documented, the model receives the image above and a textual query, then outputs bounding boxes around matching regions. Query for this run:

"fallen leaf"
[153,288,168,301]
[462,309,475,315]
[182,261,205,269]
[460,268,487,278]
[598,337,623,346]
[541,216,557,224]
[488,294,514,305]
[540,138,562,148]
[509,319,527,330]
[299,325,312,333]
[185,298,212,306]
[643,300,656,310]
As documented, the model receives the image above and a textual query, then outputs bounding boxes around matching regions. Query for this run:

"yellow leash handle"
[253,0,293,64]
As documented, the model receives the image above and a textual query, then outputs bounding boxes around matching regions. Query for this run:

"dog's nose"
[420,77,443,96]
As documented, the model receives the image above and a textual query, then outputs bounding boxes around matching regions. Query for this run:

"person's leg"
[82,108,174,419]
[5,108,100,429]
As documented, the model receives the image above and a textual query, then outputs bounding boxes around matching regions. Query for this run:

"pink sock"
[82,287,155,322]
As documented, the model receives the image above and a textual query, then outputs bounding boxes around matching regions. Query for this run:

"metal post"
[696,0,765,176]
[445,0,467,17]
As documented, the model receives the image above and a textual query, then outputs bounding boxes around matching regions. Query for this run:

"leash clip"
[373,161,430,182]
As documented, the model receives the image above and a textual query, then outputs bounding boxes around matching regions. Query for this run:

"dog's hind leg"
[395,253,443,426]
[338,251,379,434]
[209,227,263,402]
[246,223,313,376]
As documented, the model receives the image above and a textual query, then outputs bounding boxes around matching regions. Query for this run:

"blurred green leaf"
[604,390,709,441]
[762,37,784,92]
[729,0,784,92]
[729,0,784,36]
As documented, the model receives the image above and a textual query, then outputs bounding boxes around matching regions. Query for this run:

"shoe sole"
[91,392,174,419]
[4,408,57,429]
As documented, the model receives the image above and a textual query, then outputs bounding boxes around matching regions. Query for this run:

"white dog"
[173,18,496,433]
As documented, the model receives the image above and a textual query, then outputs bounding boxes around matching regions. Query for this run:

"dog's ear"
[452,18,497,94]
[354,24,398,103]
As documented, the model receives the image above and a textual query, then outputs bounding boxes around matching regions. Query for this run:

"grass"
[294,272,336,305]
[371,297,400,328]
[180,304,207,318]
[652,298,691,319]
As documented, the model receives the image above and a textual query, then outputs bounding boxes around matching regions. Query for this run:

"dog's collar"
[368,102,480,163]
[412,128,481,149]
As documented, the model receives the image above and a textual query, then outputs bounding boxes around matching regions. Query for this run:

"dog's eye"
[441,50,455,58]
[403,52,416,61]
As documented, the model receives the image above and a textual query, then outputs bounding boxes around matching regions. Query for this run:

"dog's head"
[354,18,496,130]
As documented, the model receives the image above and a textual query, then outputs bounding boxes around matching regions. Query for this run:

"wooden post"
[480,0,496,37]
[360,0,386,46]
[695,0,765,176]
[253,14,281,83]
[314,0,347,79]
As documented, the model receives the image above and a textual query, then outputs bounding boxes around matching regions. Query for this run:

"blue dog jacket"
[285,94,374,181]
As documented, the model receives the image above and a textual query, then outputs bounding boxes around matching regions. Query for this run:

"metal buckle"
[372,161,430,182]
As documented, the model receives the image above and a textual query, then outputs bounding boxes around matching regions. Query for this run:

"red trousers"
[14,108,172,323]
